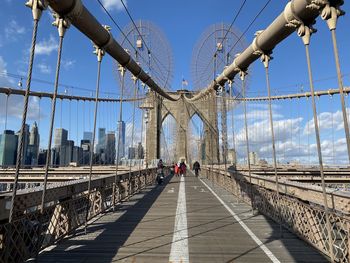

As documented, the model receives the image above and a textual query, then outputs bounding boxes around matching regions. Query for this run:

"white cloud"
[0,94,44,121]
[234,117,303,146]
[0,19,25,46]
[5,20,25,40]
[35,35,58,55]
[0,56,15,86]
[303,110,346,135]
[37,62,52,74]
[101,0,126,11]
[62,59,76,70]
[235,106,283,121]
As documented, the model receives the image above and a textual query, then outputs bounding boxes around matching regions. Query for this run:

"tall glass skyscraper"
[97,128,106,153]
[28,122,40,165]
[83,131,93,142]
[0,130,18,166]
[16,124,30,165]
[116,121,125,162]
[54,128,68,148]
[105,132,116,164]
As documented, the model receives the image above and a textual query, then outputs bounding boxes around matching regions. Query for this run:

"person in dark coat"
[180,161,187,177]
[192,161,201,177]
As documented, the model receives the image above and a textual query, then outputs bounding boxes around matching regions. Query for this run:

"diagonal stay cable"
[227,0,272,55]
[120,0,172,86]
[194,0,248,88]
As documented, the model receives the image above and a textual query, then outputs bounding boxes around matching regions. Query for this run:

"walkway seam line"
[169,176,190,263]
[200,178,281,263]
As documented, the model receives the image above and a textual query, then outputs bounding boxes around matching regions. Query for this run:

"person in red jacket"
[175,162,180,177]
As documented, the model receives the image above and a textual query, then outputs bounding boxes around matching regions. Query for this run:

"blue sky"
[0,0,350,164]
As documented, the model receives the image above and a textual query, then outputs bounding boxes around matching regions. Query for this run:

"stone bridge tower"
[144,90,219,164]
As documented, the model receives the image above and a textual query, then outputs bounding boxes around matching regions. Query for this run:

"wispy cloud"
[35,35,58,55]
[0,19,26,47]
[37,62,52,74]
[62,59,76,70]
[101,0,126,11]
[0,56,15,86]
[303,110,346,135]
[5,19,25,40]
[0,95,45,121]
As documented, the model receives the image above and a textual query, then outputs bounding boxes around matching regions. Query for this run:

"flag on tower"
[181,78,188,87]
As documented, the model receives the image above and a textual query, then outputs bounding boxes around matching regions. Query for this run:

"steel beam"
[0,86,143,102]
[188,0,342,101]
[47,0,178,101]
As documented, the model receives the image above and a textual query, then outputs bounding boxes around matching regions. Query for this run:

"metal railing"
[0,168,158,263]
[204,167,350,262]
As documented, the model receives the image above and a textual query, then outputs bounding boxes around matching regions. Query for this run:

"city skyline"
[0,1,349,165]
[0,121,145,167]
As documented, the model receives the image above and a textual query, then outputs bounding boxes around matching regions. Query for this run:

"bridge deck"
[37,174,328,263]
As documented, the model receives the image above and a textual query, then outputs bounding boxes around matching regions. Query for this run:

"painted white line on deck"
[200,178,280,263]
[169,176,189,263]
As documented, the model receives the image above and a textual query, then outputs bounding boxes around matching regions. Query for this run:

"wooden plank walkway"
[37,174,329,263]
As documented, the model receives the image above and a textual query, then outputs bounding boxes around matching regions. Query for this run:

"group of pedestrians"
[174,161,187,177]
[157,159,201,181]
[171,160,201,177]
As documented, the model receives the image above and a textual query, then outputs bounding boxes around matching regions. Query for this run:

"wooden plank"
[37,174,329,262]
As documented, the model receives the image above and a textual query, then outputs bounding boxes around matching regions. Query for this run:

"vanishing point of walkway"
[37,173,328,263]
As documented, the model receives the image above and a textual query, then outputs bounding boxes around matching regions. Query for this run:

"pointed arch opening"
[160,113,176,163]
[188,113,205,166]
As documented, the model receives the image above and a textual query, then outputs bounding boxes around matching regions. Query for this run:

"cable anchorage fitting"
[25,0,48,21]
[118,64,126,78]
[92,26,111,62]
[297,23,317,46]
[52,13,71,38]
[252,30,273,69]
[320,2,345,31]
[93,45,105,63]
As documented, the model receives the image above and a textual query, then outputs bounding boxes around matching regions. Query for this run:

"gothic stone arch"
[145,90,219,165]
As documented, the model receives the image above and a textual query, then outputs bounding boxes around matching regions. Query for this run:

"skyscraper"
[105,132,116,164]
[249,151,258,165]
[28,122,40,165]
[96,128,106,154]
[116,121,125,162]
[128,146,136,159]
[54,128,68,148]
[81,139,91,165]
[54,128,68,166]
[137,142,144,159]
[60,140,74,166]
[83,131,93,142]
[16,124,30,165]
[72,146,83,165]
[0,130,18,166]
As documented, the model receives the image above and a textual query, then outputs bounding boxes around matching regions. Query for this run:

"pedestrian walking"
[180,161,187,177]
[193,161,201,177]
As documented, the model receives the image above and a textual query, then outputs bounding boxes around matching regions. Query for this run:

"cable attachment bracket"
[297,23,317,46]
[52,13,71,38]
[25,0,48,21]
[320,1,345,30]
